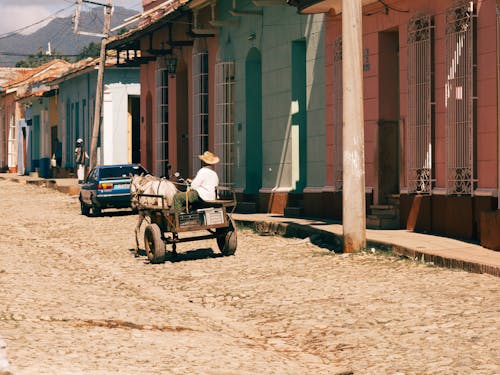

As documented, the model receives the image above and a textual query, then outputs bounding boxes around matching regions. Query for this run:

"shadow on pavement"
[129,247,224,263]
[170,247,223,262]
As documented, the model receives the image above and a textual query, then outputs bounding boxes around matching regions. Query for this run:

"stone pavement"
[0,175,499,374]
[1,172,499,277]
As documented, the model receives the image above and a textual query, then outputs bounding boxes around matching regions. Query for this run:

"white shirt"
[191,166,219,201]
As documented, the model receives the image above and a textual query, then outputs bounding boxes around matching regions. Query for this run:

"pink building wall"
[325,0,498,193]
[135,5,219,177]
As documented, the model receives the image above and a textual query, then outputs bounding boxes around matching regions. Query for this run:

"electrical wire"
[377,0,409,14]
[0,3,76,40]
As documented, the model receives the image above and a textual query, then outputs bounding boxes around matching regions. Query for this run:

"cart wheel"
[80,197,90,216]
[144,224,166,264]
[92,203,101,217]
[217,217,237,256]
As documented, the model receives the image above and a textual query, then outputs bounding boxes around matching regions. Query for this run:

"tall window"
[333,37,343,191]
[0,109,4,167]
[156,56,170,177]
[407,14,434,193]
[7,114,16,167]
[192,38,209,173]
[215,39,235,188]
[65,100,73,166]
[445,0,476,195]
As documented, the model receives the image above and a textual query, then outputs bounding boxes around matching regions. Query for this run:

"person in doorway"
[55,138,62,170]
[172,151,220,213]
[74,138,89,183]
[51,138,62,178]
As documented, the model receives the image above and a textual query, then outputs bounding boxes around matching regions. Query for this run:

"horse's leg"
[134,213,144,257]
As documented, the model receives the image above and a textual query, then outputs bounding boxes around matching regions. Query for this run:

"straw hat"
[198,151,220,165]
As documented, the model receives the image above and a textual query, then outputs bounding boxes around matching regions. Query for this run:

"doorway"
[291,39,307,191]
[130,96,140,163]
[377,31,400,204]
[245,47,262,194]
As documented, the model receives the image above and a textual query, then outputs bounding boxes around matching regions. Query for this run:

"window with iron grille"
[333,37,343,191]
[407,14,434,194]
[192,38,209,174]
[445,0,476,195]
[155,56,169,177]
[215,60,235,188]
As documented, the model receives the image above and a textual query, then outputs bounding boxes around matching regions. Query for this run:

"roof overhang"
[288,0,379,15]
[106,0,189,51]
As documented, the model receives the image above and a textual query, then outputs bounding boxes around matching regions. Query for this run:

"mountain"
[0,6,138,67]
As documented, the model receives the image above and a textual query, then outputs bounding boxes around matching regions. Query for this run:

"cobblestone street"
[0,179,499,374]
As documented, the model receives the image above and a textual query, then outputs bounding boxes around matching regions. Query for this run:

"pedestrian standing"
[74,138,89,183]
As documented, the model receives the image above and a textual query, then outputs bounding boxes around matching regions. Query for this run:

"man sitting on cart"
[171,151,220,213]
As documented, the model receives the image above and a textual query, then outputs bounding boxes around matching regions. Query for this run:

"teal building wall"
[217,0,325,193]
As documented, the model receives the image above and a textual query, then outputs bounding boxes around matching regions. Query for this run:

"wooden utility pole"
[342,0,366,252]
[74,0,113,169]
[90,0,113,169]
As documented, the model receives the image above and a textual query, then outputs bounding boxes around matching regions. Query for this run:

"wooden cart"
[137,187,237,263]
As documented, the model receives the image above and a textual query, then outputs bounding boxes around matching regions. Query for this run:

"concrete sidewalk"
[1,173,499,277]
[233,213,500,277]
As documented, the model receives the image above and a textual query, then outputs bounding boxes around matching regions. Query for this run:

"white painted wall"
[101,83,140,165]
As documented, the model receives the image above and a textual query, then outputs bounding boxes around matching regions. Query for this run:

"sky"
[0,0,143,36]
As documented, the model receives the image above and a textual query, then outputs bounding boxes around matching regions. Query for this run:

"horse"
[130,174,178,256]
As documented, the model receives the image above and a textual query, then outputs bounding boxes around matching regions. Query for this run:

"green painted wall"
[245,47,262,194]
[217,0,326,191]
[217,0,325,192]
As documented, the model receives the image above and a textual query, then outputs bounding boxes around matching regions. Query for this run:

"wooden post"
[89,0,113,170]
[342,0,366,252]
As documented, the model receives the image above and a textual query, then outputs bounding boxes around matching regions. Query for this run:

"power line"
[0,4,76,40]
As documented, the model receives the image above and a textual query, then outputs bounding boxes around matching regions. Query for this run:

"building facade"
[54,60,140,171]
[110,0,500,248]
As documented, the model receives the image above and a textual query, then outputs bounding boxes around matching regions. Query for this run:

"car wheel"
[92,203,102,217]
[80,196,90,216]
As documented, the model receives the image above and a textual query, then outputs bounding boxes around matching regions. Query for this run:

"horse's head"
[129,174,142,208]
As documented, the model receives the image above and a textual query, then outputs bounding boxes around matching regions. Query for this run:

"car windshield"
[99,165,147,180]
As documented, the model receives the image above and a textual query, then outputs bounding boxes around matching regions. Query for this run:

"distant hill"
[0,6,138,67]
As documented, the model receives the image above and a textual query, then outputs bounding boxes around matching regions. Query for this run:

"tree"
[77,42,100,60]
[15,48,67,68]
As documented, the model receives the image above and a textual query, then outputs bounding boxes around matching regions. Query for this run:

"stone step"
[370,204,399,217]
[386,194,400,206]
[366,214,400,230]
[284,206,303,218]
[236,201,257,214]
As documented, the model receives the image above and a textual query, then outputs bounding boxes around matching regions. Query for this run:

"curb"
[235,218,344,252]
[234,218,500,277]
[0,176,80,196]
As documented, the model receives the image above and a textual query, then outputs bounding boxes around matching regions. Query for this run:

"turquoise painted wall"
[217,0,325,192]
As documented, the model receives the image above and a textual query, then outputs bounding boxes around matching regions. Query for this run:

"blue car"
[79,163,148,216]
